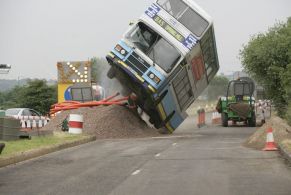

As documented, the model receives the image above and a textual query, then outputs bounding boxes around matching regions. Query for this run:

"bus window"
[125,23,157,53]
[200,27,218,82]
[125,22,181,73]
[157,0,209,37]
[148,38,181,73]
[157,0,187,18]
[178,7,208,37]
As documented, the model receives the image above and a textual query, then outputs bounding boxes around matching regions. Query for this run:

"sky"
[0,0,290,81]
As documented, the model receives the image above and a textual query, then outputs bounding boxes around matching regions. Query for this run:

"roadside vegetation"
[239,17,291,125]
[0,131,90,158]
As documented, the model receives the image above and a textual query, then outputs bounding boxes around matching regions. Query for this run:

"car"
[5,108,50,128]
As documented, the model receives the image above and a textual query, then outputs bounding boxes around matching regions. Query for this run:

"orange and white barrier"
[232,120,237,125]
[197,108,205,128]
[262,127,278,151]
[69,114,83,134]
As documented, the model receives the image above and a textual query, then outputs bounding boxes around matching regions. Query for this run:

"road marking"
[172,143,177,146]
[151,136,186,139]
[191,148,237,150]
[131,170,140,175]
[155,153,161,157]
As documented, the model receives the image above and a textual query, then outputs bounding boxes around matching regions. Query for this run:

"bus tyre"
[249,112,256,127]
[221,112,228,127]
[107,67,116,79]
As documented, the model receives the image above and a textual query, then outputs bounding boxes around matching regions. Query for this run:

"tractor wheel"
[249,112,256,127]
[221,112,228,127]
[107,66,116,79]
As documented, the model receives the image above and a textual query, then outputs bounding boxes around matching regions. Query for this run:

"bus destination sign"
[153,15,185,43]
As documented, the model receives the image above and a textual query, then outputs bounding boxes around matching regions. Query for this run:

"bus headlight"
[115,45,128,56]
[147,71,161,84]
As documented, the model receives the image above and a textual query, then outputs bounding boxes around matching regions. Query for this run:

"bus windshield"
[157,0,208,36]
[125,23,181,73]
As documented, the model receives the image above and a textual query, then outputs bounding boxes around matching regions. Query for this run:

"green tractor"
[217,77,256,127]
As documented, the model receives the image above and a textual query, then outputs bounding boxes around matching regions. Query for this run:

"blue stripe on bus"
[159,86,183,129]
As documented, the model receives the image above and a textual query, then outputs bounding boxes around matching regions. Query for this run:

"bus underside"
[106,56,169,131]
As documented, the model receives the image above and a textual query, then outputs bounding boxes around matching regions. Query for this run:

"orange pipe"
[110,97,129,102]
[101,92,120,102]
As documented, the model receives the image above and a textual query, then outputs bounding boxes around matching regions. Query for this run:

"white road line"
[151,136,186,139]
[172,143,177,146]
[155,153,161,157]
[131,170,140,175]
[191,148,237,150]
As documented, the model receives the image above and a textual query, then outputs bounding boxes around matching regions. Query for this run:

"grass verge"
[282,139,291,153]
[0,131,91,158]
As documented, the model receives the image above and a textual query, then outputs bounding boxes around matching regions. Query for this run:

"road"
[1,107,291,195]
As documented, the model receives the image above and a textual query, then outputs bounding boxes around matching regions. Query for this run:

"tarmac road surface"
[1,106,291,195]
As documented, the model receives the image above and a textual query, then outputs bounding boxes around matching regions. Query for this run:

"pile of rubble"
[41,105,161,139]
[243,116,291,150]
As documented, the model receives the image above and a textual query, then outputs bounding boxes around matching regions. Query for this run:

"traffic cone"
[262,127,278,151]
[206,104,208,112]
[38,116,43,130]
[217,111,221,123]
[211,109,216,124]
[44,116,48,126]
[214,109,219,123]
[32,116,37,129]
[21,116,26,130]
[198,105,201,110]
[27,116,31,130]
[211,104,214,109]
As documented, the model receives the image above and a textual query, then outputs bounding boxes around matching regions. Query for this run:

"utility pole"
[18,76,25,85]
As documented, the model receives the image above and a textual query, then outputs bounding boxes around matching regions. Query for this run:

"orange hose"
[101,92,120,102]
[110,97,129,102]
[50,101,125,115]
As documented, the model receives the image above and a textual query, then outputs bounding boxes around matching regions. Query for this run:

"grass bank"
[282,139,291,153]
[0,131,91,158]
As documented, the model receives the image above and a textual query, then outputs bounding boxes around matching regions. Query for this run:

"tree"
[238,17,291,117]
[19,79,57,115]
[206,76,229,100]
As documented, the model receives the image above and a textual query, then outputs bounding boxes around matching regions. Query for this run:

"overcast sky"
[0,0,290,80]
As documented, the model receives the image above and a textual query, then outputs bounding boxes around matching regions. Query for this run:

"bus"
[106,0,219,133]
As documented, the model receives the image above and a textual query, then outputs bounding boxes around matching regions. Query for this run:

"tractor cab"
[217,77,256,127]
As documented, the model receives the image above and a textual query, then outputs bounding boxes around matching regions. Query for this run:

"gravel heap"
[41,105,160,139]
[243,116,291,150]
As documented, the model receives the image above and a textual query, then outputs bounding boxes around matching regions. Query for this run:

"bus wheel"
[221,112,228,127]
[107,66,116,79]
